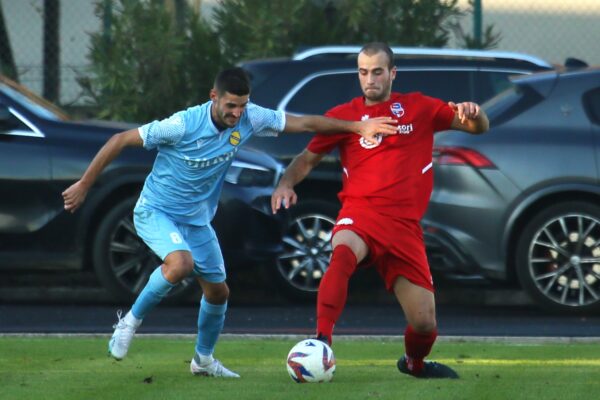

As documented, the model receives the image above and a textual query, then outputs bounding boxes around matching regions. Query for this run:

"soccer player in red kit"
[271,42,489,379]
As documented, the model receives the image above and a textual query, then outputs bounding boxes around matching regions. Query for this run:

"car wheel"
[516,201,600,314]
[92,197,196,302]
[275,200,339,300]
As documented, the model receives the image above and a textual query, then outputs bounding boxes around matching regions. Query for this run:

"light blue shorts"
[133,204,226,283]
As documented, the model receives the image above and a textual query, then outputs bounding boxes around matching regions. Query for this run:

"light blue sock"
[195,296,227,356]
[131,267,175,320]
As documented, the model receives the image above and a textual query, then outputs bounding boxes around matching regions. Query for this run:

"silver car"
[423,66,600,314]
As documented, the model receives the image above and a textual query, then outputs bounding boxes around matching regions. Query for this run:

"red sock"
[404,325,438,374]
[316,245,357,344]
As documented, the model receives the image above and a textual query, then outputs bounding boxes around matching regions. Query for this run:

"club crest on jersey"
[359,133,383,149]
[390,102,405,118]
[229,131,241,146]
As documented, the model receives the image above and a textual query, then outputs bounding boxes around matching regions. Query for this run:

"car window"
[0,105,31,133]
[244,63,284,94]
[483,84,542,126]
[0,86,66,121]
[583,87,600,125]
[483,85,522,114]
[283,69,532,115]
[392,70,473,102]
[476,71,527,104]
[285,70,475,115]
[285,72,361,115]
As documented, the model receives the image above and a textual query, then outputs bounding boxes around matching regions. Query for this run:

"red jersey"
[307,92,455,221]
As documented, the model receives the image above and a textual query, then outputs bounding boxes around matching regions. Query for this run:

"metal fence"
[452,0,600,67]
[1,0,598,107]
[0,0,98,106]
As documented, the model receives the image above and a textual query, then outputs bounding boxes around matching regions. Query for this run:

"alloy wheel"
[527,213,600,308]
[276,213,335,292]
[106,211,194,298]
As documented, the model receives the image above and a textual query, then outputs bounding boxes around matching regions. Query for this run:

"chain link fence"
[452,0,600,67]
[0,0,99,106]
[0,0,598,108]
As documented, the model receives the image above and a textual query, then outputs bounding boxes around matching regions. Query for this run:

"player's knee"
[210,290,229,305]
[410,315,437,334]
[204,283,229,304]
[407,304,437,333]
[214,284,230,303]
[163,252,194,283]
[326,245,359,278]
[332,232,368,263]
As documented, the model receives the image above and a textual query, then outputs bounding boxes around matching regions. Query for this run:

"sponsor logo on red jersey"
[397,123,414,135]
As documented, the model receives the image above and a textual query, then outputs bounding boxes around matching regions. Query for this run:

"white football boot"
[108,310,142,360]
[190,354,240,378]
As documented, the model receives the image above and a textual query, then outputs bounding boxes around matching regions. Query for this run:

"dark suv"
[241,46,553,298]
[0,75,285,302]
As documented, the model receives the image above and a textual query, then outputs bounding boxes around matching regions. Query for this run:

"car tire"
[92,197,197,303]
[274,199,339,301]
[516,201,600,314]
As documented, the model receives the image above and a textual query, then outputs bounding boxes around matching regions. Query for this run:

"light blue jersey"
[136,101,285,225]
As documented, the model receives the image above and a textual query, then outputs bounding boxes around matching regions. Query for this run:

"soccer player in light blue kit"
[62,68,397,377]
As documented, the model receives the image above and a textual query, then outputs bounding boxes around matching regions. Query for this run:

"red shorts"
[332,206,434,292]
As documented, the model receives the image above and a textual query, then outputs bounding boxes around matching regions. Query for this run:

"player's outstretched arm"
[271,149,324,214]
[448,101,489,134]
[283,114,397,142]
[62,128,143,213]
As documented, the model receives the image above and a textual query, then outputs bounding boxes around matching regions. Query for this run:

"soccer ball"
[286,339,336,383]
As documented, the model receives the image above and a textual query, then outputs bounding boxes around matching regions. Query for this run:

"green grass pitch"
[1,336,599,400]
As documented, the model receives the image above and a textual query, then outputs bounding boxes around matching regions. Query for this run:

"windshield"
[0,76,69,121]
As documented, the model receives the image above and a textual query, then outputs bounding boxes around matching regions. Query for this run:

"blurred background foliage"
[79,0,226,121]
[79,0,499,121]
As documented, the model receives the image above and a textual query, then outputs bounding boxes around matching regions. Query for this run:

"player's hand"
[448,101,481,124]
[62,180,89,213]
[355,116,398,144]
[271,185,297,214]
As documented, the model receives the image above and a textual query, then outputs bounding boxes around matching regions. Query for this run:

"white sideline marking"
[1,333,599,344]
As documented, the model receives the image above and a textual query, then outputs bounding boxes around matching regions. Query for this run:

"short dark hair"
[214,67,251,96]
[359,42,394,69]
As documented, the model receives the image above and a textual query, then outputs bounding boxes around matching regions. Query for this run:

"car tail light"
[433,146,496,168]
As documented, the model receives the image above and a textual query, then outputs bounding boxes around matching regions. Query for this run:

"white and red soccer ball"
[286,339,336,383]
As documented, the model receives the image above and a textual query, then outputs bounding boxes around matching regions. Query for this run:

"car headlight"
[225,160,276,187]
